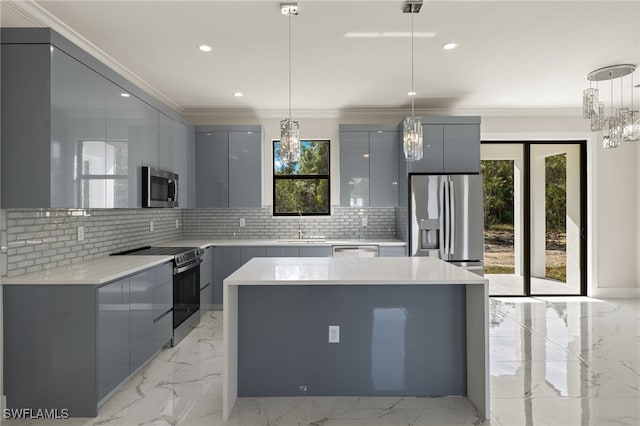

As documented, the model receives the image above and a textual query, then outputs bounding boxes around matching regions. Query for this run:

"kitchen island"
[223,256,489,421]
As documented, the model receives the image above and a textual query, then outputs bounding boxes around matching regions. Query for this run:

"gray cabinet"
[97,279,130,400]
[200,247,214,310]
[196,132,229,207]
[265,246,299,257]
[159,113,190,208]
[240,246,267,264]
[106,81,159,208]
[340,126,399,207]
[212,246,242,306]
[195,126,262,208]
[1,28,192,208]
[405,117,481,174]
[379,246,406,257]
[299,246,332,257]
[340,131,370,207]
[129,268,157,371]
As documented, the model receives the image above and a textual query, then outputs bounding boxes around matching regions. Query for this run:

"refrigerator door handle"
[449,180,455,255]
[440,179,447,258]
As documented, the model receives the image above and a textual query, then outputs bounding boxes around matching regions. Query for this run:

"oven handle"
[174,257,202,275]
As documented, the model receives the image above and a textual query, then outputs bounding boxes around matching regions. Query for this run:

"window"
[77,140,128,208]
[273,139,330,215]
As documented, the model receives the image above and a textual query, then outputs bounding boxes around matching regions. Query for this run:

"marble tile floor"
[4,297,639,426]
[487,274,581,296]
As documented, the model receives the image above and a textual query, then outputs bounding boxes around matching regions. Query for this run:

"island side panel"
[222,283,238,421]
[237,284,467,397]
[3,285,97,416]
[465,282,489,419]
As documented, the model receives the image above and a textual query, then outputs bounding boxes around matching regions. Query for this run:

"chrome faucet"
[297,212,303,239]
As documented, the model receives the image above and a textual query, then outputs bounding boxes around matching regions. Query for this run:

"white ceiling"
[2,1,640,117]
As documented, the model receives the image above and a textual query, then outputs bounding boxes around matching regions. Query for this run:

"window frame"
[272,139,331,216]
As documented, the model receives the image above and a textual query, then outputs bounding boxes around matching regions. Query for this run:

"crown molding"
[3,0,184,113]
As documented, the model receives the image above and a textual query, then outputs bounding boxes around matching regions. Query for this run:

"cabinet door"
[265,246,299,257]
[158,112,174,172]
[196,132,229,207]
[106,82,158,208]
[406,124,444,174]
[379,246,406,257]
[129,269,156,371]
[443,124,480,173]
[212,246,242,306]
[97,279,130,400]
[240,246,267,265]
[51,47,107,208]
[339,132,370,207]
[229,131,261,208]
[172,120,189,208]
[200,248,214,310]
[299,246,332,257]
[370,131,399,206]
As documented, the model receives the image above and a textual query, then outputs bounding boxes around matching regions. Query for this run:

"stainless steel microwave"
[142,166,178,208]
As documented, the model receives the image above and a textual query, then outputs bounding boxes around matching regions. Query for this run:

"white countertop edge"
[2,255,173,285]
[159,238,406,248]
[224,279,487,286]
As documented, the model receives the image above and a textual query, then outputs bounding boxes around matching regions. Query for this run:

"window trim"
[272,139,331,216]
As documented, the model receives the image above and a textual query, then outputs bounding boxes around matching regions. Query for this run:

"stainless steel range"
[113,246,204,346]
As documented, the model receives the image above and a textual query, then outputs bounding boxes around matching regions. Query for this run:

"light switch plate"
[329,325,340,343]
[239,218,246,227]
[176,219,180,229]
[77,226,84,241]
[362,217,368,227]
[150,220,154,232]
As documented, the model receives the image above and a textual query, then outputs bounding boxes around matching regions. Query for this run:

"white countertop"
[224,256,487,286]
[1,255,172,285]
[159,238,405,249]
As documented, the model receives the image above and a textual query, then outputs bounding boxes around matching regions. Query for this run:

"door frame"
[482,140,587,297]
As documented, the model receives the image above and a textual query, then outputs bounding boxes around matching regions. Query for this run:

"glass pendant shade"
[402,116,423,161]
[279,118,301,164]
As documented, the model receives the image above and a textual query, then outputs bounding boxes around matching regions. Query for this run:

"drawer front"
[153,280,173,320]
[155,262,173,283]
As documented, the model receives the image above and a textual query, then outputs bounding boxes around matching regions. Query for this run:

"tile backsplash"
[1,206,398,278]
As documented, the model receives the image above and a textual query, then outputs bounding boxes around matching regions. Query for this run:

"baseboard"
[590,287,639,299]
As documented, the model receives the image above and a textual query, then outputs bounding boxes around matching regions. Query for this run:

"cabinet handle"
[153,308,173,323]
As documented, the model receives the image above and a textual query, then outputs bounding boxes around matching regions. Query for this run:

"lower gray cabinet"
[299,246,332,257]
[379,246,406,257]
[265,246,299,257]
[97,279,130,400]
[129,269,156,372]
[240,246,267,264]
[213,246,242,306]
[200,247,213,310]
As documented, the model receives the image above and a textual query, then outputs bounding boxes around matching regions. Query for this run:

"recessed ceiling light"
[120,93,130,98]
[442,42,457,50]
[198,44,212,53]
[345,31,436,39]
[408,91,417,96]
[234,92,244,97]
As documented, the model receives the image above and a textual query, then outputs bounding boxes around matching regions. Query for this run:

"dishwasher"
[332,245,379,257]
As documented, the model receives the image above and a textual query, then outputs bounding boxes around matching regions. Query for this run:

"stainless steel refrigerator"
[410,174,484,275]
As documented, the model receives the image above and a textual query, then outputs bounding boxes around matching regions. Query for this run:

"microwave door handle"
[168,180,176,201]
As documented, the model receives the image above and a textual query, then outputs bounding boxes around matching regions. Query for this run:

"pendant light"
[279,3,301,165]
[402,0,423,162]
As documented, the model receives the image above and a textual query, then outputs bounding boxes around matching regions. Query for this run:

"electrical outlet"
[150,220,154,232]
[77,226,84,241]
[362,217,368,227]
[239,217,246,227]
[176,219,180,229]
[329,325,340,343]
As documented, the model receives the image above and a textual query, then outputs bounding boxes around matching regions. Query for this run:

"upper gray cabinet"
[159,113,191,208]
[195,126,262,208]
[0,28,192,208]
[405,117,481,174]
[339,126,399,207]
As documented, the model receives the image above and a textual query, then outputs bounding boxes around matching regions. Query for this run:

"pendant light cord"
[288,11,292,121]
[411,10,415,117]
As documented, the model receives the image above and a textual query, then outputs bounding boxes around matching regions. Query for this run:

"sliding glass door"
[482,141,586,296]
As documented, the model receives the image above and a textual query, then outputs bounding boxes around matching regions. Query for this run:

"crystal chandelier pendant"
[279,118,300,165]
[402,116,423,161]
[603,117,622,149]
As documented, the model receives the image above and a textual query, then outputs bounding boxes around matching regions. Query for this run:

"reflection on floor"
[487,273,581,295]
[5,298,639,425]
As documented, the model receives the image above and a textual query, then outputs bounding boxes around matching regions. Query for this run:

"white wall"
[187,112,639,297]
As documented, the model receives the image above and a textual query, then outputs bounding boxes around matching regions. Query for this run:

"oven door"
[173,261,201,330]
